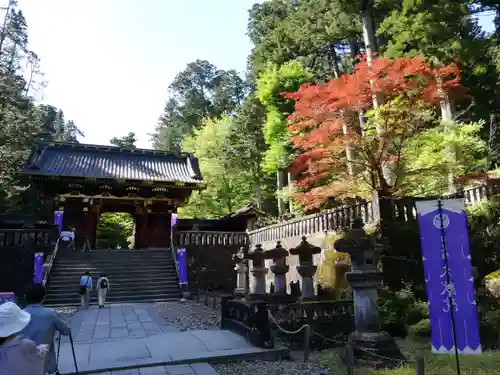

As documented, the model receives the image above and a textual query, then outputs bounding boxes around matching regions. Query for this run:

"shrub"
[379,285,428,338]
[485,269,500,298]
[317,234,351,298]
[408,318,431,340]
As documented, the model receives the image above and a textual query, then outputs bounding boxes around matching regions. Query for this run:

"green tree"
[225,95,276,210]
[256,60,313,173]
[151,60,247,152]
[96,213,135,249]
[247,0,361,80]
[110,132,137,148]
[0,1,79,216]
[400,120,487,196]
[179,117,252,218]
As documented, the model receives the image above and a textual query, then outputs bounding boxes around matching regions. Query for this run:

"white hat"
[0,302,31,337]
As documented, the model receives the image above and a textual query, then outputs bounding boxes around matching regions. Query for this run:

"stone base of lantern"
[247,293,268,301]
[234,287,247,298]
[348,331,404,367]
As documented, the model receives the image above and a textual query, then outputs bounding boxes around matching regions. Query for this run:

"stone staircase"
[44,249,180,306]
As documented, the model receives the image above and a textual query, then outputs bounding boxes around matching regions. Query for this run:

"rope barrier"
[266,309,421,370]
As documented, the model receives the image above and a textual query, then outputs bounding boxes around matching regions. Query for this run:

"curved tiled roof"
[21,142,204,184]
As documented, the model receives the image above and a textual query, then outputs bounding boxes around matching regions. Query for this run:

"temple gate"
[20,142,205,249]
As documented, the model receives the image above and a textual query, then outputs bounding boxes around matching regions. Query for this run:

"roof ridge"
[36,141,195,159]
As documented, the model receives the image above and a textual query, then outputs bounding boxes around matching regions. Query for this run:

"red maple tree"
[282,56,464,209]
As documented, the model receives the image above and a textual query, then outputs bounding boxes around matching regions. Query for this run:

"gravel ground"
[155,300,331,375]
[213,360,329,375]
[155,300,221,331]
[53,306,79,324]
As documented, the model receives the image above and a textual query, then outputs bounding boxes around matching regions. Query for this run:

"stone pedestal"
[265,242,289,295]
[247,244,269,300]
[335,217,403,364]
[290,237,321,300]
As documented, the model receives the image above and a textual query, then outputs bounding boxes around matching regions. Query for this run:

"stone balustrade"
[248,200,374,245]
[174,230,249,247]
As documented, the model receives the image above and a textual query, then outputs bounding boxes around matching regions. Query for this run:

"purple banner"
[171,213,178,228]
[415,199,481,354]
[53,211,64,234]
[176,248,188,285]
[33,252,44,284]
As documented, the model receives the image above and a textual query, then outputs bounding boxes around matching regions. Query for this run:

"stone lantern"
[334,217,402,361]
[247,244,269,299]
[289,237,321,299]
[265,241,289,296]
[233,247,249,297]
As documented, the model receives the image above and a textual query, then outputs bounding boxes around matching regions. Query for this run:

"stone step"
[44,283,179,297]
[45,248,179,305]
[44,289,181,304]
[47,276,178,286]
[47,282,179,293]
[58,254,173,264]
[43,293,181,307]
[50,266,176,275]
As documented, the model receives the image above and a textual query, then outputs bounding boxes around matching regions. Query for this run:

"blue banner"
[176,248,188,285]
[33,252,44,284]
[53,211,64,233]
[0,292,15,305]
[415,199,481,354]
[171,213,178,228]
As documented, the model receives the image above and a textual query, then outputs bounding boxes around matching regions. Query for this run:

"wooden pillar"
[90,201,101,249]
[141,208,149,249]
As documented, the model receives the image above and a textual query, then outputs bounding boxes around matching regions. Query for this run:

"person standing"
[59,228,74,252]
[21,284,71,375]
[0,302,48,375]
[96,274,110,308]
[79,271,92,309]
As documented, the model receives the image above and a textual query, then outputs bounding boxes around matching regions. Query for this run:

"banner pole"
[437,199,461,375]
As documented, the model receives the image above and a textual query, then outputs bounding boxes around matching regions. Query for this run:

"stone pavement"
[57,303,286,375]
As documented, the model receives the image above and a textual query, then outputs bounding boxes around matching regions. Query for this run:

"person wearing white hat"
[0,302,48,375]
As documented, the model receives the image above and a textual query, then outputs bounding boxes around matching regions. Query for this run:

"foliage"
[378,285,428,337]
[314,339,500,375]
[466,198,500,278]
[407,318,431,340]
[485,269,500,298]
[247,0,361,80]
[110,132,137,148]
[0,0,81,217]
[378,0,500,134]
[151,60,247,152]
[284,56,464,208]
[316,249,351,296]
[96,213,134,249]
[256,60,313,173]
[400,120,487,196]
[178,117,253,218]
[224,96,276,210]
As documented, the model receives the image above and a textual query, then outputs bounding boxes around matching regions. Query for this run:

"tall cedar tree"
[283,56,464,209]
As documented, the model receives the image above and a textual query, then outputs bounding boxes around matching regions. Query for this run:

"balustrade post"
[265,241,289,296]
[290,237,321,300]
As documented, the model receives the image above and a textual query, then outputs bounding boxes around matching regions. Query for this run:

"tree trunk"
[0,1,13,60]
[439,81,456,194]
[276,170,286,217]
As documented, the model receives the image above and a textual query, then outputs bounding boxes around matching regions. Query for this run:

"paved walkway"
[57,303,280,375]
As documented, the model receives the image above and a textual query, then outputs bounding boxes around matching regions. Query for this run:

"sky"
[18,0,259,148]
[16,1,496,149]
